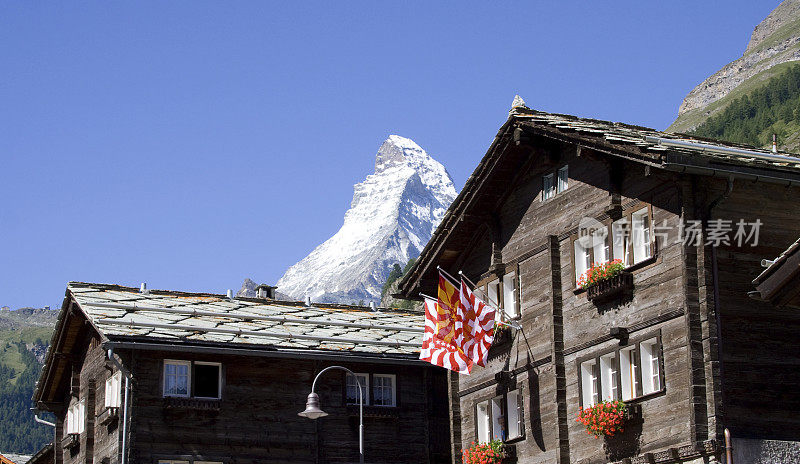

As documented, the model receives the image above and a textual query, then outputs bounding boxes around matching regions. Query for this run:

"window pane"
[477,401,490,443]
[502,272,517,318]
[612,219,630,266]
[632,208,652,263]
[491,396,505,441]
[164,361,190,397]
[620,347,638,401]
[373,375,395,406]
[542,174,554,200]
[580,360,598,407]
[194,364,221,399]
[600,353,618,401]
[506,390,522,440]
[640,339,660,394]
[346,373,368,404]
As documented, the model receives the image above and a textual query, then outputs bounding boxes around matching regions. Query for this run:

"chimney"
[305,295,312,306]
[140,283,149,294]
[226,289,234,300]
[256,284,277,299]
[773,134,778,153]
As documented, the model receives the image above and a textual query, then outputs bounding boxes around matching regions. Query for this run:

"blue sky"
[0,1,781,309]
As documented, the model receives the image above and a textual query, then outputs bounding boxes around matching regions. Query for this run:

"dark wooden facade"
[397,108,800,464]
[33,286,451,464]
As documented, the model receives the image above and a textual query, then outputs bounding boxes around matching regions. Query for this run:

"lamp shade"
[298,392,328,419]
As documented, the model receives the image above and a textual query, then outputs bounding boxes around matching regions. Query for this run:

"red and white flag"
[419,273,473,374]
[456,279,495,367]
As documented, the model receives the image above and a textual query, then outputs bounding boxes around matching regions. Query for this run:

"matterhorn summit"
[275,135,457,304]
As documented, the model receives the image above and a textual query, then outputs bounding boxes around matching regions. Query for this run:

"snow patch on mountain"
[274,135,456,304]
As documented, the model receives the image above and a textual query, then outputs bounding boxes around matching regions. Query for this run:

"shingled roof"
[35,284,425,407]
[69,282,422,355]
[396,107,800,299]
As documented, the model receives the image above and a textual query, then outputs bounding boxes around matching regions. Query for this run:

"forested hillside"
[690,64,800,152]
[0,308,58,455]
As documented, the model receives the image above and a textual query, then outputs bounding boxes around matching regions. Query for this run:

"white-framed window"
[599,353,618,402]
[574,240,591,284]
[372,374,396,407]
[476,391,524,444]
[579,336,663,407]
[632,207,652,264]
[193,362,222,399]
[66,398,85,435]
[105,371,122,408]
[163,360,222,399]
[580,359,599,407]
[620,346,638,401]
[557,165,569,193]
[506,390,524,440]
[502,272,518,318]
[163,360,191,398]
[476,401,491,443]
[542,173,555,201]
[346,373,369,405]
[640,338,661,395]
[575,205,655,288]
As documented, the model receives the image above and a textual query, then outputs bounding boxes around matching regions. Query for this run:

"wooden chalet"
[396,103,800,464]
[33,282,451,464]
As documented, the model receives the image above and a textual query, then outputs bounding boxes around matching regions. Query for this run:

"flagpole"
[419,293,437,301]
[459,270,521,330]
[436,265,460,285]
[458,271,479,289]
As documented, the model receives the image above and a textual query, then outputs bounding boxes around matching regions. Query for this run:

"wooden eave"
[754,242,800,309]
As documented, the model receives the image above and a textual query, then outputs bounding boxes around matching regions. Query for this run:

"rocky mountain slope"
[669,0,800,133]
[272,135,456,305]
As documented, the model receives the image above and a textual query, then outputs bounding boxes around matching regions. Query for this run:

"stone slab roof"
[69,282,422,357]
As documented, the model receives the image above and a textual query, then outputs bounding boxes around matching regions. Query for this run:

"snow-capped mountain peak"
[274,135,457,304]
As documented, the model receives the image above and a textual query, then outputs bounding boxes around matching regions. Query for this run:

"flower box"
[61,433,80,450]
[623,403,642,422]
[586,272,633,302]
[576,400,628,438]
[463,440,515,463]
[163,397,221,411]
[97,406,119,426]
[492,325,513,346]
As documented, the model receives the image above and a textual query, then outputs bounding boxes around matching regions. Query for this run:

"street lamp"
[298,365,365,464]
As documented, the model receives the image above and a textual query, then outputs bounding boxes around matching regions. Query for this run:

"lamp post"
[298,365,365,464]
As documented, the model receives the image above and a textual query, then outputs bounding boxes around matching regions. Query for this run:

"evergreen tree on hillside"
[691,64,800,150]
[0,340,53,454]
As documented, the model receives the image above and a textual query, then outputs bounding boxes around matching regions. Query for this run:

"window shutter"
[506,389,525,440]
[634,345,643,398]
[517,388,525,439]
